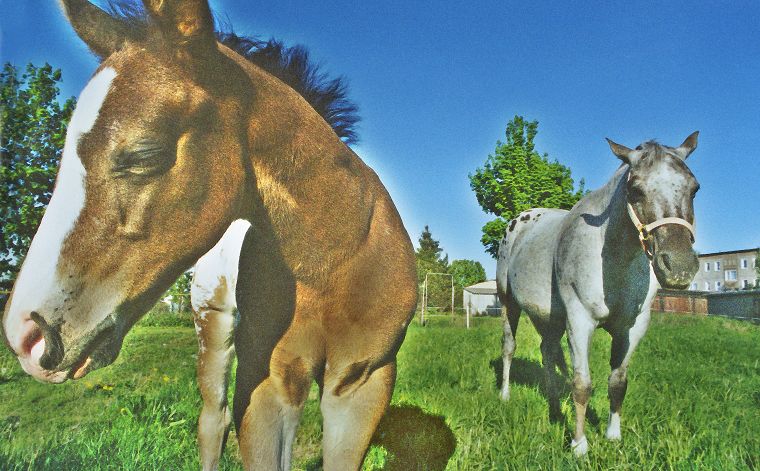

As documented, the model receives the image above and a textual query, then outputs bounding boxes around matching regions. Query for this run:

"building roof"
[698,248,759,258]
[464,280,498,295]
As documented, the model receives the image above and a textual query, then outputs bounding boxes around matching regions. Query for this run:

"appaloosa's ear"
[142,0,217,58]
[674,131,699,160]
[606,138,634,164]
[60,0,136,58]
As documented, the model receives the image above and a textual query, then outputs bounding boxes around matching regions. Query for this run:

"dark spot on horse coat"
[509,219,518,232]
[520,213,531,222]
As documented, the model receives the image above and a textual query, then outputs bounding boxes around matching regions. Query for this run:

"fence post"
[466,301,470,329]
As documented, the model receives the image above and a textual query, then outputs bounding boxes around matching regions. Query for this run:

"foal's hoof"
[571,436,588,456]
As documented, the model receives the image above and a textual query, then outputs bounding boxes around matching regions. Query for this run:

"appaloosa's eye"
[113,140,175,178]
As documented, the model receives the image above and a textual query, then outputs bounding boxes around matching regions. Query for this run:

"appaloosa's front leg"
[606,311,651,441]
[566,313,597,456]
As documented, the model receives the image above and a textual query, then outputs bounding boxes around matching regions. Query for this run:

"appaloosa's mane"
[103,1,360,144]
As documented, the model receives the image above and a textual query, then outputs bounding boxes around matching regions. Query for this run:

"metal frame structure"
[420,272,454,325]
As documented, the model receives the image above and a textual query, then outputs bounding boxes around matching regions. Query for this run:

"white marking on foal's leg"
[4,68,117,349]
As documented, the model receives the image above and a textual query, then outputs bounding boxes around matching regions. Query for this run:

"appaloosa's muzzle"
[627,201,699,289]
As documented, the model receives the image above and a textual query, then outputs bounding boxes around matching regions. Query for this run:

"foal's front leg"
[606,310,650,441]
[192,287,236,471]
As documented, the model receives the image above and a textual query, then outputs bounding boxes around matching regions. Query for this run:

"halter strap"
[626,173,696,258]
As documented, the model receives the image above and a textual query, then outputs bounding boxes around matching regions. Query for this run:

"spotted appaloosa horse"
[1,1,417,469]
[496,133,700,455]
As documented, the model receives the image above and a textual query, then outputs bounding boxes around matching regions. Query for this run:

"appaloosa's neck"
[594,166,647,265]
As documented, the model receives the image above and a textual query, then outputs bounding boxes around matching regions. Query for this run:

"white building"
[463,280,502,316]
[689,248,758,292]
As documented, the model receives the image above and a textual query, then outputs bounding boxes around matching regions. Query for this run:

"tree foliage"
[415,226,452,310]
[469,115,586,257]
[415,225,449,284]
[449,259,486,289]
[449,259,486,308]
[1,63,75,292]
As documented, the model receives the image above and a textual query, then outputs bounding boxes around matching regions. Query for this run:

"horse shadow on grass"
[489,357,601,432]
[303,404,456,471]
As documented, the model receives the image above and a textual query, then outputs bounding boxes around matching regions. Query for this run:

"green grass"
[1,310,759,470]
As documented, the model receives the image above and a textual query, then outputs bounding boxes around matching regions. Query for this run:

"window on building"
[704,281,710,291]
[741,258,748,269]
[715,261,721,270]
[743,279,750,288]
[726,270,737,281]
[690,282,698,290]
[716,281,722,290]
[705,262,711,272]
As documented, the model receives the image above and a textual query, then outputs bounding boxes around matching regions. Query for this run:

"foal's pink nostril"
[29,337,46,364]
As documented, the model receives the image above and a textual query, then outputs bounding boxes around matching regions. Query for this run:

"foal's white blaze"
[3,68,117,355]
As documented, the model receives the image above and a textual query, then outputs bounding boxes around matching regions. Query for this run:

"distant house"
[463,280,501,316]
[689,248,758,292]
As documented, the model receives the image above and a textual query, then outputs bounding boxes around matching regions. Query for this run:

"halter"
[626,173,696,259]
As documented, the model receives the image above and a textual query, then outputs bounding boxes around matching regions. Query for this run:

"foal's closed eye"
[113,141,175,177]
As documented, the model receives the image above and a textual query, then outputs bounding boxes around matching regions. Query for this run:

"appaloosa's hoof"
[605,412,622,440]
[499,388,510,402]
[571,436,588,456]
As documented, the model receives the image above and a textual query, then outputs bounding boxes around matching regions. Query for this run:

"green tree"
[415,226,452,311]
[1,63,75,294]
[469,115,586,257]
[449,259,486,308]
[166,271,193,312]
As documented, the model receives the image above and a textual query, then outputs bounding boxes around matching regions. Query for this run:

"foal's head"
[2,0,250,382]
[607,132,700,289]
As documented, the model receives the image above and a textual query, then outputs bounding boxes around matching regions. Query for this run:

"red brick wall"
[651,290,708,314]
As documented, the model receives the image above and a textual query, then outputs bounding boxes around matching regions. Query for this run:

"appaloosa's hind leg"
[566,313,597,456]
[321,361,396,470]
[606,311,651,441]
[540,335,564,421]
[500,293,521,401]
[193,305,236,471]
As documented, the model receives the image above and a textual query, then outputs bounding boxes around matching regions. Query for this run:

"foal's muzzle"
[12,311,120,383]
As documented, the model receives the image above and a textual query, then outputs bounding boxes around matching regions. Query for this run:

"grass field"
[1,310,759,470]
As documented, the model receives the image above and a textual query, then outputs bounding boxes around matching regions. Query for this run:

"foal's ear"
[674,131,699,160]
[606,138,634,164]
[142,0,217,58]
[60,0,136,58]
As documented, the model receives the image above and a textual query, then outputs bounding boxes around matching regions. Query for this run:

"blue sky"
[3,1,759,278]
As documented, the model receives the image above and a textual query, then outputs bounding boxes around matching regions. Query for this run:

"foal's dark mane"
[103,1,360,144]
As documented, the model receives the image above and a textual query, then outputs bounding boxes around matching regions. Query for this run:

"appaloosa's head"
[607,132,700,289]
[2,0,250,382]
